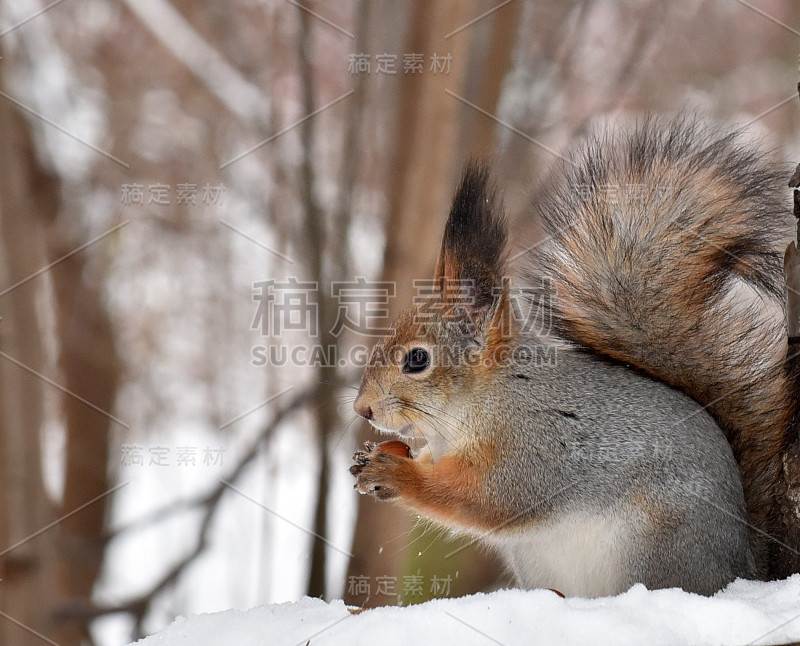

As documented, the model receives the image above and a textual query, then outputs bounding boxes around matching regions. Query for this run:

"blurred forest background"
[1,0,800,644]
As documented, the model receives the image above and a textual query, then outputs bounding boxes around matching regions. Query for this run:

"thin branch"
[330,0,371,282]
[119,0,269,127]
[106,384,318,541]
[62,384,319,629]
[294,3,333,600]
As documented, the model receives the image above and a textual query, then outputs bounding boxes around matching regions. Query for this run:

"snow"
[132,575,800,645]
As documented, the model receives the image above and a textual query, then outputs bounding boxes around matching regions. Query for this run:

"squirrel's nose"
[354,398,373,420]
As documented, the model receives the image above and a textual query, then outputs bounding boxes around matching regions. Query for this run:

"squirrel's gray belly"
[491,508,636,597]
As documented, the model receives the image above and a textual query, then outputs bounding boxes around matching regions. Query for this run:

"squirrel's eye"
[402,347,430,374]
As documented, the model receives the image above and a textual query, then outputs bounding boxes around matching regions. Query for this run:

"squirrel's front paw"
[350,443,409,501]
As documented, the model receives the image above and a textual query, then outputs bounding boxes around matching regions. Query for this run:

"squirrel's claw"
[350,442,376,478]
[351,442,376,466]
[352,449,370,463]
[351,452,404,501]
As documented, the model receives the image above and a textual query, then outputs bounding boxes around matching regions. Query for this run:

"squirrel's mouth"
[366,418,448,458]
[367,419,416,438]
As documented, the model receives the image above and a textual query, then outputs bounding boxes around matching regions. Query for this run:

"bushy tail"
[527,118,798,576]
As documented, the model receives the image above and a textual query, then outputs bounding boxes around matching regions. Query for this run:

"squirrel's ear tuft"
[435,161,507,309]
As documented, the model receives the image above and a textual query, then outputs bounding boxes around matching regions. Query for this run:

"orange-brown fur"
[352,440,515,532]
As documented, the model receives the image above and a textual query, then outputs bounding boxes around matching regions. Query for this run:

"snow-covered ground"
[133,575,800,645]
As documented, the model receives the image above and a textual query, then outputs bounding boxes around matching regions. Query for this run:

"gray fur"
[473,345,754,595]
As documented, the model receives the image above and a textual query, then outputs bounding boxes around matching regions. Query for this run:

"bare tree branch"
[120,0,269,127]
[60,384,320,634]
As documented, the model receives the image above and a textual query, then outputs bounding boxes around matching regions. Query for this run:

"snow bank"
[133,575,800,646]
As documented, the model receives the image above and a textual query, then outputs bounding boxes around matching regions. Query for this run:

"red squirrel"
[350,118,799,596]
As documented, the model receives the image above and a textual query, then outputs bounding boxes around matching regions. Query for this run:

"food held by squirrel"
[350,118,800,597]
[374,440,412,458]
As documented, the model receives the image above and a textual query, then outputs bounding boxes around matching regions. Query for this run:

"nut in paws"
[351,451,406,500]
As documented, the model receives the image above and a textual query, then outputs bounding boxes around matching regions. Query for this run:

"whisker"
[384,518,428,557]
[403,401,462,450]
[331,413,365,452]
[414,400,464,426]
[335,398,356,413]
[397,408,435,450]
[414,401,466,442]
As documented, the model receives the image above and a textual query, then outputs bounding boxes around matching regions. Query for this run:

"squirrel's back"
[527,118,798,576]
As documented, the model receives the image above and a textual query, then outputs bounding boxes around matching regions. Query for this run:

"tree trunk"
[0,92,64,645]
[344,0,512,608]
[0,58,120,643]
[462,0,523,160]
[295,4,346,599]
[779,427,800,577]
[778,182,800,578]
[47,224,121,642]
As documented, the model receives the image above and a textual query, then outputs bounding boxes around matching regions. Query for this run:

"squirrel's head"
[354,162,514,452]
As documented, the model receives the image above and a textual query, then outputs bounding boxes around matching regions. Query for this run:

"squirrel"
[349,118,799,597]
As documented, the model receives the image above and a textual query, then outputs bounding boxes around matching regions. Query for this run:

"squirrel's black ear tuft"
[435,161,507,309]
